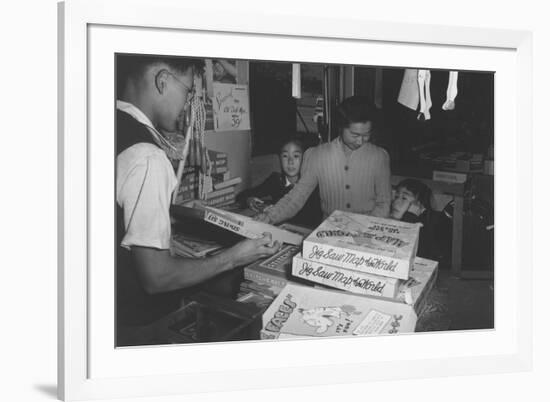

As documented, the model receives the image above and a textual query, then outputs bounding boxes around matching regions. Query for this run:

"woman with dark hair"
[255,96,392,225]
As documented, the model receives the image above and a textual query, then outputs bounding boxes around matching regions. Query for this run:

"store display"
[261,283,417,339]
[302,210,421,279]
[292,252,400,298]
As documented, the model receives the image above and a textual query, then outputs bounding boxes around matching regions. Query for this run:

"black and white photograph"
[5,0,547,400]
[115,54,494,347]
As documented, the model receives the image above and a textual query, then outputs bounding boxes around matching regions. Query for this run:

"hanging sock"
[374,67,383,109]
[442,71,459,111]
[292,63,301,99]
[397,69,419,110]
[417,69,432,121]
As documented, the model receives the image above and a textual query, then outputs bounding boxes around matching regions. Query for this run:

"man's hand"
[228,233,281,267]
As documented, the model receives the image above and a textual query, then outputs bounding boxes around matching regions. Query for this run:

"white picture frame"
[58,0,533,400]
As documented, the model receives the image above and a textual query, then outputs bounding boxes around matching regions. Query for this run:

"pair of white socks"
[397,69,459,120]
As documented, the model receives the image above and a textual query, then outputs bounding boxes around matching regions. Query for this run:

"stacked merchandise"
[237,224,313,309]
[173,149,242,208]
[242,244,302,290]
[260,283,417,339]
[237,280,285,310]
[298,210,421,280]
[301,256,439,316]
[173,166,199,205]
[291,210,438,315]
[421,151,485,177]
[260,210,439,338]
[204,149,240,208]
[170,232,224,258]
[237,244,301,308]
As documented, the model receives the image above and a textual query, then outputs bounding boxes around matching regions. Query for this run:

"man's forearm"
[133,247,237,294]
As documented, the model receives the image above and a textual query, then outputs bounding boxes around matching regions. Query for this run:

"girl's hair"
[279,138,304,154]
[397,179,433,212]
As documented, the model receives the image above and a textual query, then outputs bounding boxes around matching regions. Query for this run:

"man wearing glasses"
[116,55,279,344]
[255,96,392,224]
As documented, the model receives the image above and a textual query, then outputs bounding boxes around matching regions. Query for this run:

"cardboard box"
[302,210,421,279]
[432,170,468,184]
[243,244,302,289]
[291,253,400,298]
[301,256,439,315]
[395,257,438,315]
[203,206,303,245]
[261,283,417,339]
[170,233,223,258]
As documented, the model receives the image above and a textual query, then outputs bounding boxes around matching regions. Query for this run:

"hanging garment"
[397,68,420,110]
[442,71,459,111]
[417,69,432,121]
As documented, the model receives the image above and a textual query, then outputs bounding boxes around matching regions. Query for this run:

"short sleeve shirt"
[116,142,177,250]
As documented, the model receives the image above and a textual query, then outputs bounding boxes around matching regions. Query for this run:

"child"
[390,178,434,258]
[237,138,322,227]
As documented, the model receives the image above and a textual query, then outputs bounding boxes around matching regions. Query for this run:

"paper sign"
[212,83,251,132]
[352,310,392,335]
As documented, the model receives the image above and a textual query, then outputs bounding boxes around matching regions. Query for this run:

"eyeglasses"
[165,70,193,95]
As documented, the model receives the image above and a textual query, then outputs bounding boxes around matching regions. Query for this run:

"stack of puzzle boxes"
[237,224,311,307]
[290,210,439,316]
[260,210,440,339]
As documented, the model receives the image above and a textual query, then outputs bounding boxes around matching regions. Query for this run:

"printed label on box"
[352,310,393,335]
[302,211,420,279]
[292,253,399,298]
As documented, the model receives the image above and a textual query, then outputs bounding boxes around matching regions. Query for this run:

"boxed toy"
[261,283,417,339]
[302,210,421,279]
[243,244,302,289]
[394,257,438,315]
[291,252,400,299]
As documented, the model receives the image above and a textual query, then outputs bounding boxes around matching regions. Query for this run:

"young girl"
[390,178,434,258]
[237,138,322,227]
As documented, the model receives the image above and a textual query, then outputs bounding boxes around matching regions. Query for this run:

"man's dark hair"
[116,54,205,91]
[335,96,378,129]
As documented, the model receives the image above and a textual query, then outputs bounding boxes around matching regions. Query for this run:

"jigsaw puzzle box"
[291,252,400,298]
[260,283,417,340]
[301,210,421,280]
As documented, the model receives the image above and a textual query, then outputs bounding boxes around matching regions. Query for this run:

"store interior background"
[198,59,495,331]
